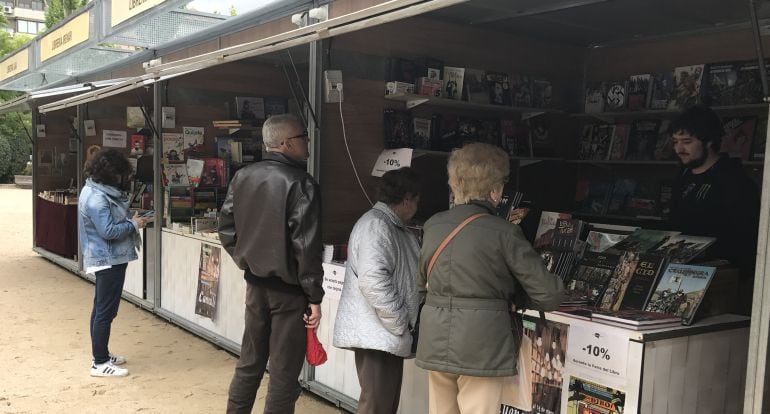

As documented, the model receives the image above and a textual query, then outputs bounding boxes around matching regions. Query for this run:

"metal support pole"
[307,40,323,180]
[152,82,163,307]
[76,104,85,271]
[749,0,769,100]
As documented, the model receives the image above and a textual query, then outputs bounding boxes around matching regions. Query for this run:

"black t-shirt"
[669,155,760,280]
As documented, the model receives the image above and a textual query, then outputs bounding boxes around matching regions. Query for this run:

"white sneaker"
[109,354,126,365]
[90,361,129,377]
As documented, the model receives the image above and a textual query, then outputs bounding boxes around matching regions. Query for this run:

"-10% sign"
[371,148,412,177]
[567,326,628,379]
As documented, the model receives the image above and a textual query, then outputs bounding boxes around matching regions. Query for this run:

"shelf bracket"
[404,97,429,109]
[521,111,546,121]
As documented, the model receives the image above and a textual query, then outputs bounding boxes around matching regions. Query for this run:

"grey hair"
[262,114,303,149]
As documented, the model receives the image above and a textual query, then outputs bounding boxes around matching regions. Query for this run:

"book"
[590,308,682,327]
[510,74,532,107]
[653,235,716,263]
[129,135,145,157]
[552,218,586,252]
[199,158,227,188]
[574,178,612,216]
[668,64,705,109]
[534,211,572,249]
[540,249,578,279]
[645,264,716,324]
[486,72,512,106]
[586,230,629,253]
[703,61,738,106]
[733,60,766,104]
[605,80,627,111]
[625,120,660,160]
[216,136,235,163]
[501,120,531,157]
[235,97,265,120]
[463,68,489,104]
[590,124,615,160]
[567,376,626,414]
[264,97,288,118]
[606,178,636,215]
[443,66,465,100]
[186,159,205,188]
[564,252,620,305]
[627,74,652,110]
[623,179,666,218]
[607,229,681,254]
[496,191,525,222]
[163,163,189,187]
[386,57,418,84]
[127,107,146,128]
[477,119,501,147]
[597,251,641,311]
[653,120,675,161]
[577,125,594,160]
[436,114,460,151]
[383,109,412,149]
[412,118,432,149]
[650,72,674,109]
[162,133,184,162]
[183,126,205,152]
[458,117,482,144]
[416,77,443,97]
[584,82,605,113]
[753,118,767,160]
[721,116,757,160]
[531,78,553,108]
[618,253,666,310]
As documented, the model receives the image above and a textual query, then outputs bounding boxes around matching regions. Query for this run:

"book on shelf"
[385,81,415,95]
[645,264,716,325]
[511,74,532,107]
[413,117,432,149]
[721,116,757,160]
[531,78,553,108]
[607,229,681,254]
[574,177,612,216]
[590,308,682,329]
[653,235,716,264]
[584,81,605,113]
[529,118,555,157]
[732,60,766,104]
[162,133,184,162]
[627,74,652,110]
[443,66,465,100]
[566,376,626,414]
[564,252,620,305]
[650,72,674,109]
[585,229,631,253]
[540,249,578,280]
[617,253,667,310]
[551,218,587,252]
[501,119,532,157]
[199,158,227,188]
[163,163,189,187]
[703,61,738,107]
[653,120,676,161]
[752,118,768,160]
[383,109,412,149]
[668,64,705,109]
[130,135,145,157]
[186,159,205,188]
[496,190,525,222]
[626,120,660,160]
[387,57,418,84]
[264,97,288,118]
[416,77,442,97]
[605,80,628,111]
[463,68,489,104]
[577,125,594,160]
[486,72,512,106]
[590,124,615,161]
[608,124,630,160]
[534,211,573,249]
[235,97,265,120]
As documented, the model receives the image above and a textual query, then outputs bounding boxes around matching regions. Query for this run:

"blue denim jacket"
[78,178,139,268]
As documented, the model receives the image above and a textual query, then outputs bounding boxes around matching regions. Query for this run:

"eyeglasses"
[282,132,309,146]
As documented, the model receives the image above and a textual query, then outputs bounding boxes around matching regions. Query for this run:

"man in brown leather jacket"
[219,114,324,414]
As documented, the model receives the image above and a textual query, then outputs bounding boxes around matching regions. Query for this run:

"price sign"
[371,148,413,177]
[567,324,628,379]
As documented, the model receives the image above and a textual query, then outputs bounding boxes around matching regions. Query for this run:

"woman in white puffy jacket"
[333,167,421,414]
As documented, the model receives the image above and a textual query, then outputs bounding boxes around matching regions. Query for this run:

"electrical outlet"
[324,70,343,103]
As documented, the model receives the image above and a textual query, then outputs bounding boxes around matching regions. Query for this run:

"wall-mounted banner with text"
[111,0,168,28]
[0,49,29,82]
[40,12,90,62]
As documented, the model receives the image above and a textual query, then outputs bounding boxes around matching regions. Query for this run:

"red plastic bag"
[306,328,327,366]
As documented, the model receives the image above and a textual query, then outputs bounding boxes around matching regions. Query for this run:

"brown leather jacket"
[218,152,324,303]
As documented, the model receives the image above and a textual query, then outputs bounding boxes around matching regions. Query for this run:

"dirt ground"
[0,187,346,413]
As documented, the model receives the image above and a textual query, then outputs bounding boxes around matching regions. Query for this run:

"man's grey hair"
[262,114,303,149]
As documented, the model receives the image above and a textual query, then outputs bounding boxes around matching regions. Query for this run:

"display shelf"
[573,211,667,223]
[384,93,563,116]
[567,159,764,167]
[572,103,769,122]
[412,148,562,163]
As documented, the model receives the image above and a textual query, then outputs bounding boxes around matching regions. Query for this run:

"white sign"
[322,263,345,300]
[371,148,413,177]
[566,324,628,380]
[35,124,45,138]
[84,120,96,136]
[162,106,175,129]
[103,130,127,148]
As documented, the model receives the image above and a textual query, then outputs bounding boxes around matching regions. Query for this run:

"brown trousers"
[226,283,307,414]
[428,371,510,414]
[354,348,404,414]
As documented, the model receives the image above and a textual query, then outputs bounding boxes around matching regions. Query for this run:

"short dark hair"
[669,105,724,150]
[84,148,133,188]
[377,167,420,204]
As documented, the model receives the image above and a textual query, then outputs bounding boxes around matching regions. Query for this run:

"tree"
[0,32,33,181]
[229,5,237,16]
[44,0,88,28]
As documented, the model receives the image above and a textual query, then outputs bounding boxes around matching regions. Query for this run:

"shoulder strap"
[427,213,488,278]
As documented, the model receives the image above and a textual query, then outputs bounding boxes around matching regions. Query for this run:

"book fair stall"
[9,0,770,412]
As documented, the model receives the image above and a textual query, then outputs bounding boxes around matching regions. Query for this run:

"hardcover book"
[486,72,512,106]
[574,178,612,216]
[605,80,628,111]
[721,116,757,160]
[199,158,227,188]
[626,120,661,160]
[566,376,626,414]
[577,125,594,160]
[463,68,489,104]
[627,74,652,110]
[650,72,674,109]
[551,218,586,252]
[235,97,265,120]
[534,211,572,249]
[590,124,615,160]
[618,253,667,310]
[590,308,681,326]
[502,120,531,157]
[417,77,443,97]
[703,61,738,106]
[607,229,680,254]
[443,66,465,100]
[162,133,184,162]
[653,120,676,161]
[597,251,640,311]
[531,78,553,108]
[511,74,533,107]
[383,109,412,149]
[529,118,555,157]
[584,82,605,113]
[564,252,620,305]
[733,60,765,104]
[412,117,432,149]
[653,235,716,263]
[645,264,716,324]
[606,178,637,215]
[668,64,705,109]
[264,97,288,118]
[186,159,205,188]
[586,230,630,253]
[163,163,189,187]
[129,135,145,157]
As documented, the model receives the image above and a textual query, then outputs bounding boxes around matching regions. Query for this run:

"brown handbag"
[411,213,488,353]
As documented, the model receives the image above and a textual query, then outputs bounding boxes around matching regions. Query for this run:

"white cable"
[339,94,373,206]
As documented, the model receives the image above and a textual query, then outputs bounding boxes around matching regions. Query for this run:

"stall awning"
[0,78,131,114]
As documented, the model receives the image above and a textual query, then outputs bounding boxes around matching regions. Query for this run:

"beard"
[679,147,709,170]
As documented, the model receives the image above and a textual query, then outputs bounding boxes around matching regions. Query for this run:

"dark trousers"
[90,263,127,364]
[227,283,307,414]
[354,348,404,414]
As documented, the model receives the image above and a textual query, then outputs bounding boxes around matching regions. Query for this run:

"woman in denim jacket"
[79,149,150,377]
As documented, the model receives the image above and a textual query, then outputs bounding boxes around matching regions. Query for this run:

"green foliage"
[44,0,87,29]
[0,28,32,182]
[229,5,237,16]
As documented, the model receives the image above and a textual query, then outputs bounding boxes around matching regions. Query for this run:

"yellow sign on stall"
[0,49,29,81]
[111,0,168,28]
[40,12,90,62]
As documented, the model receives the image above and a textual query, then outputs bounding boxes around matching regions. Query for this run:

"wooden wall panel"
[35,107,78,191]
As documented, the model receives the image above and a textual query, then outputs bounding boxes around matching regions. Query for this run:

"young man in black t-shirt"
[669,106,760,315]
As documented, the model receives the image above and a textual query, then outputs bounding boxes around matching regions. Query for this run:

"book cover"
[502,120,532,157]
[386,57,418,83]
[486,72,512,106]
[437,114,460,151]
[183,126,205,152]
[703,61,738,106]
[163,163,189,187]
[623,179,665,218]
[625,120,660,160]
[478,119,501,147]
[216,136,235,163]
[618,253,666,310]
[752,118,767,160]
[608,124,630,160]
[653,120,675,161]
[195,243,221,319]
[608,229,681,254]
[607,178,636,215]
[531,78,553,108]
[511,74,532,107]
[235,97,265,120]
[627,74,652,110]
[417,77,443,97]
[525,319,568,414]
[126,107,146,128]
[645,264,716,324]
[590,124,615,160]
[605,80,627,111]
[577,125,594,160]
[586,230,629,253]
[458,117,481,144]
[200,158,227,188]
[653,235,716,263]
[162,133,184,162]
[590,308,681,326]
[496,191,524,222]
[534,211,572,249]
[650,72,674,109]
[129,135,145,157]
[552,218,585,252]
[412,117,432,149]
[733,60,765,105]
[443,66,465,100]
[721,116,757,160]
[574,178,612,216]
[463,68,489,104]
[584,82,605,113]
[564,252,620,305]
[566,376,625,414]
[383,109,412,149]
[529,118,555,157]
[668,64,705,109]
[264,97,288,118]
[186,159,205,188]
[597,251,640,311]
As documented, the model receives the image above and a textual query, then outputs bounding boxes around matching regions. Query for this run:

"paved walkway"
[0,188,345,413]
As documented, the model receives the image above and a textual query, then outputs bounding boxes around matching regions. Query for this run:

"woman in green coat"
[415,143,564,414]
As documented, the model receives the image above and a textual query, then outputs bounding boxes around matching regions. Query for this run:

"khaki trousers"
[428,371,510,414]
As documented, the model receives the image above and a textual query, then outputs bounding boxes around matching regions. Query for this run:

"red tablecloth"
[35,197,77,259]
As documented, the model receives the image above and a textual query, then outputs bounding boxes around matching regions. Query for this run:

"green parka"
[415,201,565,377]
